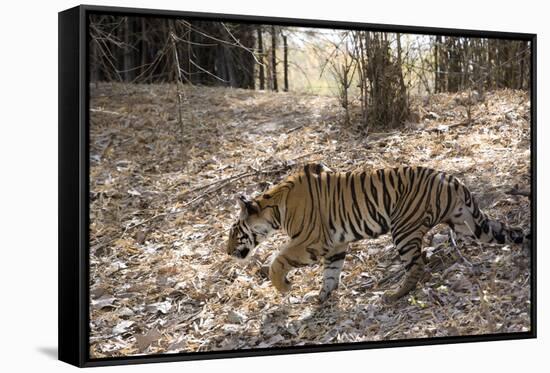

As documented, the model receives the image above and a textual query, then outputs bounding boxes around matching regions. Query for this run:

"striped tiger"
[226,164,530,302]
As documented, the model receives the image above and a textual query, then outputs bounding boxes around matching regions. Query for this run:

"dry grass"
[89,83,531,358]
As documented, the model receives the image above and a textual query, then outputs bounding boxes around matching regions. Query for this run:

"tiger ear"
[237,195,259,217]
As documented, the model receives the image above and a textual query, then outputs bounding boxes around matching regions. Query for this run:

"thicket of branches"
[90,16,258,88]
[89,15,530,131]
[322,32,530,130]
[434,37,530,93]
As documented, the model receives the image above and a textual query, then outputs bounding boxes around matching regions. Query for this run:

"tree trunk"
[140,18,148,82]
[123,17,135,82]
[271,26,278,92]
[395,33,409,125]
[163,20,174,82]
[91,38,100,82]
[434,35,440,93]
[283,34,289,92]
[396,34,407,94]
[257,27,265,90]
[519,50,525,90]
[186,22,192,84]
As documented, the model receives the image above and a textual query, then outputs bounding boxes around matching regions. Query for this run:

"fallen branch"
[176,149,325,200]
[286,125,303,134]
[181,170,261,208]
[90,108,124,116]
[92,150,327,248]
[171,149,327,210]
[506,187,530,198]
[115,167,288,234]
[424,119,471,133]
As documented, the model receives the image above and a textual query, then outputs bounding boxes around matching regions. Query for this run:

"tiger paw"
[271,276,291,294]
[382,290,400,303]
[269,265,291,293]
[318,289,331,303]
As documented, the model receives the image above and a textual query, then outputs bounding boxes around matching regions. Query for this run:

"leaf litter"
[89,83,531,358]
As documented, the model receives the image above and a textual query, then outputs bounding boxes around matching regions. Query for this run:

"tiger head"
[226,195,279,260]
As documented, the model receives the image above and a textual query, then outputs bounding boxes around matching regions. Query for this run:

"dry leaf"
[146,301,172,314]
[112,320,134,335]
[135,328,162,351]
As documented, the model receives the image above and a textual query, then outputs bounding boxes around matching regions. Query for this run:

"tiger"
[226,163,530,303]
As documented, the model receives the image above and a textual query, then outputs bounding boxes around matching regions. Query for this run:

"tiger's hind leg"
[319,245,347,303]
[383,227,427,302]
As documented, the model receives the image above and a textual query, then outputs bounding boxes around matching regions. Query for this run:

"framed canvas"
[58,4,536,367]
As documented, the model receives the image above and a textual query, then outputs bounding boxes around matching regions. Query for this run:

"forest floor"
[89,83,531,358]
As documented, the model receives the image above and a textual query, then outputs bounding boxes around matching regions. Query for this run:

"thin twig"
[286,125,304,134]
[169,23,187,161]
[174,149,324,196]
[449,230,473,267]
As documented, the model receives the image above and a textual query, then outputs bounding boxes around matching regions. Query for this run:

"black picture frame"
[59,4,537,368]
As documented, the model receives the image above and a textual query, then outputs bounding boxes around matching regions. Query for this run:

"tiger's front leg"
[269,242,319,294]
[318,246,347,303]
